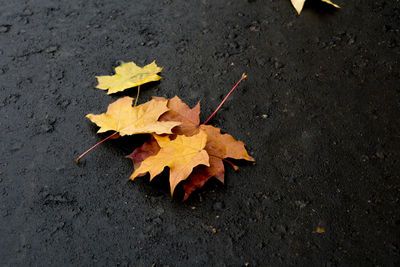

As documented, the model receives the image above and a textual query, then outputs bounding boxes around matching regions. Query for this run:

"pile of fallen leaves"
[77,61,254,201]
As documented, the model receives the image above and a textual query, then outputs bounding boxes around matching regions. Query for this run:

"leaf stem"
[209,154,239,171]
[221,158,239,171]
[134,85,140,107]
[202,73,247,125]
[76,132,119,163]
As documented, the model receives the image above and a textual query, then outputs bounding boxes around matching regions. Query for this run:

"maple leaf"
[290,0,340,14]
[95,61,163,94]
[127,124,254,200]
[182,157,225,200]
[129,130,210,195]
[200,125,254,162]
[126,96,254,200]
[126,96,201,166]
[153,96,200,136]
[182,125,255,201]
[126,135,160,170]
[86,96,181,136]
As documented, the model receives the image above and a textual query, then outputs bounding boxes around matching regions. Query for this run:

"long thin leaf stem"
[76,132,118,163]
[134,85,140,107]
[202,73,247,125]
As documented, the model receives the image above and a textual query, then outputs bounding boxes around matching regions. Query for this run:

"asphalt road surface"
[0,0,399,266]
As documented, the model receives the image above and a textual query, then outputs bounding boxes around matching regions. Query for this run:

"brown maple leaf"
[129,130,210,195]
[153,96,200,136]
[182,125,254,201]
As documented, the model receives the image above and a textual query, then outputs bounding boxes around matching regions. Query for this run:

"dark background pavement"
[0,0,399,266]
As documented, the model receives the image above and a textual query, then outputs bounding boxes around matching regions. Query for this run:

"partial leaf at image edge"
[290,0,340,14]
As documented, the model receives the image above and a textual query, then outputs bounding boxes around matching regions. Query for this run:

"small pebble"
[295,200,308,209]
[10,142,23,152]
[155,207,165,216]
[256,58,266,67]
[23,9,33,16]
[276,224,287,234]
[153,217,162,224]
[376,151,384,159]
[213,202,225,211]
[0,25,11,33]
[45,46,58,53]
[41,124,54,133]
[274,61,284,69]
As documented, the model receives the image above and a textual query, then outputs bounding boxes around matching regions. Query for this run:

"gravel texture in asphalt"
[0,0,399,266]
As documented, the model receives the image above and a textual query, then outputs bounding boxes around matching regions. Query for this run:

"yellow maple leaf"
[95,61,163,94]
[86,96,181,136]
[129,130,210,195]
[291,0,340,14]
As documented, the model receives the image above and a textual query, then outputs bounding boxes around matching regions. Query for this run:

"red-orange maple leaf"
[182,125,254,200]
[126,135,160,171]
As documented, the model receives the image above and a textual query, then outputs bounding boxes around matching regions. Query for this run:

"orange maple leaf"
[129,130,210,195]
[86,96,181,136]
